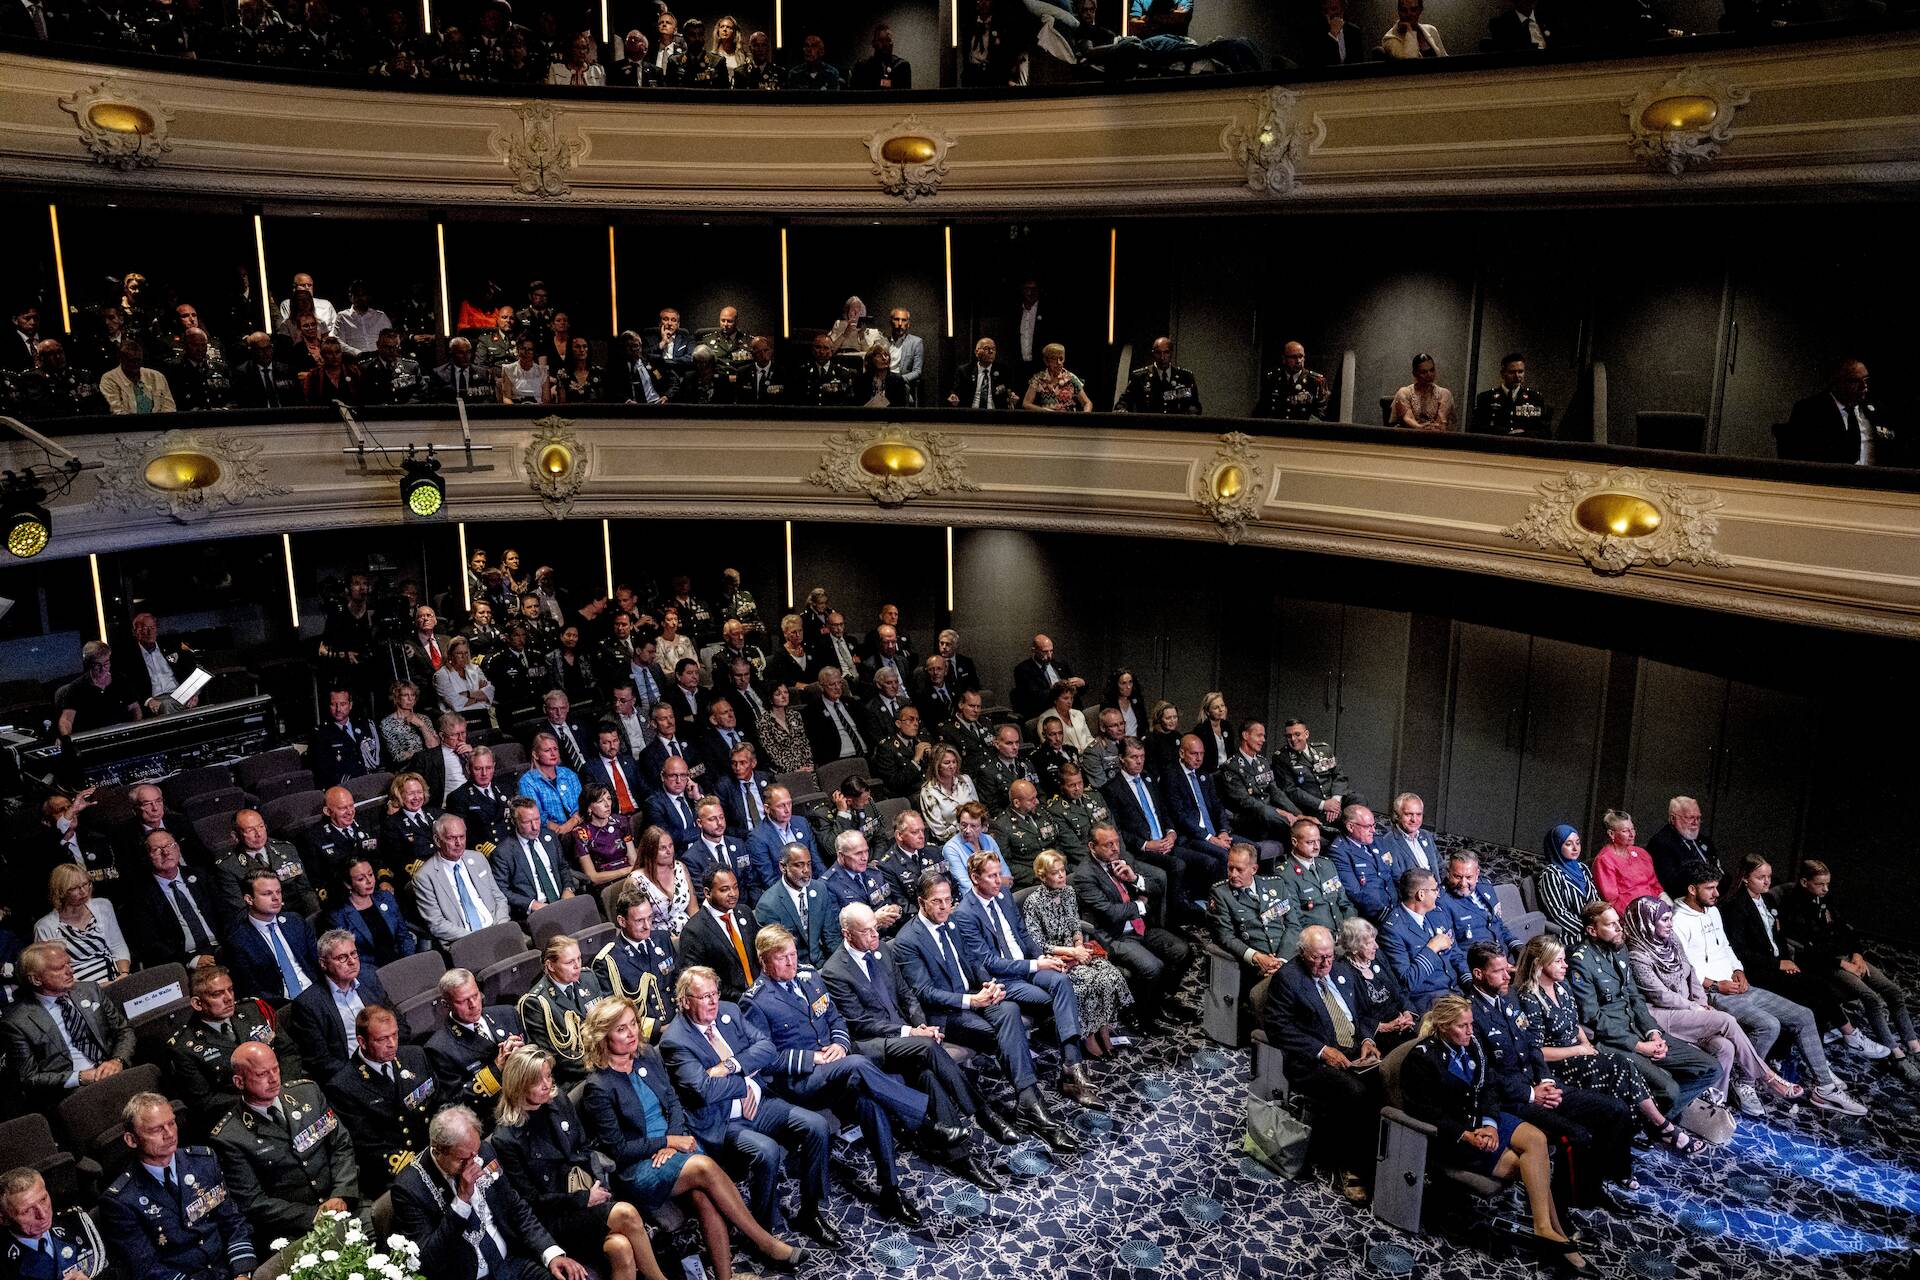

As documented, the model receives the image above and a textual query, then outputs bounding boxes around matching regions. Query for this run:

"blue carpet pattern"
[742,832,1920,1279]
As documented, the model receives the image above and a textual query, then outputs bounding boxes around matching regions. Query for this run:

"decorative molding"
[1623,68,1752,175]
[521,415,591,517]
[91,429,289,523]
[489,101,586,197]
[1193,432,1267,544]
[1222,87,1313,196]
[806,424,979,508]
[864,115,956,201]
[1502,467,1732,576]
[57,80,173,169]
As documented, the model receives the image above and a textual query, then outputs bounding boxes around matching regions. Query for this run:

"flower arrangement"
[267,1210,426,1280]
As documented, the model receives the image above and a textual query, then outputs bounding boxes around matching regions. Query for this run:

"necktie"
[36,1239,50,1260]
[988,897,1014,957]
[974,369,989,409]
[938,923,972,988]
[1131,775,1163,840]
[1188,770,1213,835]
[1319,976,1355,1049]
[57,995,104,1062]
[1448,1046,1472,1083]
[268,923,308,998]
[1109,866,1145,935]
[172,879,214,951]
[606,760,637,813]
[723,912,753,982]
[831,701,865,756]
[743,782,761,827]
[557,724,583,769]
[163,1166,181,1207]
[266,1104,286,1129]
[525,838,561,903]
[666,739,681,757]
[796,887,809,935]
[29,1,47,38]
[428,638,442,670]
[670,795,690,829]
[452,862,486,933]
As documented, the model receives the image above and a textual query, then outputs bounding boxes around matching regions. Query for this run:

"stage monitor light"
[401,450,445,518]
[3,476,51,558]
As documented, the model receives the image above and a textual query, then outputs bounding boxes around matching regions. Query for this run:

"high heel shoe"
[758,1241,807,1272]
[1554,1249,1598,1277]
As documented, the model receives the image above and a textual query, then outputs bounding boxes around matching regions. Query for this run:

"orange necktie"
[723,912,754,983]
[608,760,637,814]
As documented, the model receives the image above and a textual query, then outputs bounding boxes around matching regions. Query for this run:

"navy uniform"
[167,1003,305,1123]
[1470,383,1553,438]
[446,780,513,854]
[309,717,382,789]
[1207,875,1296,968]
[0,1207,105,1280]
[1215,752,1301,843]
[1441,882,1518,954]
[1269,854,1354,955]
[1273,741,1351,817]
[207,1080,360,1242]
[991,806,1061,890]
[1045,790,1113,864]
[302,816,388,896]
[1253,365,1330,420]
[325,1048,437,1194]
[211,843,321,926]
[819,864,907,949]
[99,1147,256,1280]
[423,1005,524,1118]
[516,971,610,1082]
[1118,363,1202,415]
[594,932,675,1041]
[974,754,1038,817]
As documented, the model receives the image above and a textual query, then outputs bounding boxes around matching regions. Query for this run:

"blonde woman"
[1192,692,1230,773]
[379,770,439,872]
[1023,849,1130,1055]
[492,1047,674,1280]
[917,743,978,843]
[710,14,747,69]
[1022,343,1093,412]
[576,1001,805,1277]
[35,864,130,983]
[379,679,439,763]
[434,636,496,714]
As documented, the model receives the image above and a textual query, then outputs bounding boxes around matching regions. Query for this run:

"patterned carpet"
[734,833,1920,1280]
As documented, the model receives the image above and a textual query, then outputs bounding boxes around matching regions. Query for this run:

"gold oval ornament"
[1573,492,1663,538]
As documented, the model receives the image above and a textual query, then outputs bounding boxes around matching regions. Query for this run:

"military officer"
[992,781,1061,890]
[1253,341,1331,420]
[1216,719,1304,846]
[937,691,995,772]
[1029,718,1079,797]
[1207,843,1297,982]
[795,335,848,406]
[358,331,422,405]
[705,307,753,377]
[163,331,232,411]
[825,779,883,848]
[595,889,676,1041]
[820,831,907,949]
[212,811,321,927]
[1269,818,1355,955]
[1328,805,1398,927]
[516,934,612,1082]
[731,30,785,88]
[470,309,514,369]
[1440,851,1517,954]
[1044,764,1113,867]
[0,1168,106,1280]
[869,705,930,800]
[1273,719,1352,825]
[662,18,729,85]
[1471,352,1553,439]
[308,690,383,793]
[101,1095,257,1280]
[422,969,524,1122]
[168,965,306,1126]
[324,1006,436,1195]
[974,726,1039,816]
[302,787,389,896]
[874,812,949,908]
[1117,337,1202,414]
[209,1044,360,1243]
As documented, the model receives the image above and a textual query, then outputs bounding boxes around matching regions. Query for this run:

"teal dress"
[616,1068,691,1209]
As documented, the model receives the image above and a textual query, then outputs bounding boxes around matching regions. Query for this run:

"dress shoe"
[793,1210,842,1248]
[877,1187,924,1227]
[950,1150,1006,1193]
[757,1242,807,1273]
[1016,1097,1085,1154]
[976,1107,1021,1146]
[922,1121,973,1148]
[1059,1064,1099,1106]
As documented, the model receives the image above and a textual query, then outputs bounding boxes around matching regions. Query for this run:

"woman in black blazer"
[575,1001,802,1280]
[1102,669,1149,739]
[492,1046,671,1280]
[1398,996,1592,1276]
[1191,692,1232,775]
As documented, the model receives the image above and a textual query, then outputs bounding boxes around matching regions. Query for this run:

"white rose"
[348,1273,365,1280]
[386,1236,408,1251]
[295,1254,321,1272]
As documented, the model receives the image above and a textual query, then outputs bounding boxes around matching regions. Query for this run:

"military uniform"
[359,355,423,405]
[1215,751,1301,843]
[706,331,754,386]
[1029,744,1078,797]
[595,931,676,1041]
[874,843,949,908]
[423,1006,524,1117]
[207,1080,360,1242]
[663,48,729,86]
[1045,791,1114,864]
[212,843,321,925]
[869,733,927,800]
[516,972,611,1082]
[485,646,550,718]
[974,754,1039,816]
[1119,363,1202,414]
[302,818,388,897]
[309,718,383,790]
[1441,884,1517,954]
[1207,876,1296,965]
[1471,384,1553,438]
[12,366,105,418]
[1269,855,1354,955]
[826,806,882,847]
[732,60,785,89]
[794,361,848,407]
[1273,742,1351,816]
[0,1208,106,1280]
[470,331,513,368]
[325,1049,437,1194]
[1078,739,1123,791]
[938,717,995,772]
[99,1147,256,1280]
[163,358,233,411]
[992,806,1062,890]
[1253,366,1330,420]
[167,1005,304,1122]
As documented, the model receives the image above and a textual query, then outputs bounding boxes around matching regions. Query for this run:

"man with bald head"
[208,1042,359,1241]
[1254,340,1331,420]
[303,783,389,891]
[1011,634,1083,721]
[213,808,321,926]
[1119,336,1202,414]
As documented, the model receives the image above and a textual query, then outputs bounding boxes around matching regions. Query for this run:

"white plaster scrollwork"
[1192,432,1266,544]
[807,424,979,508]
[864,116,955,201]
[1222,87,1312,196]
[522,416,591,518]
[1623,70,1751,175]
[490,102,587,197]
[1503,467,1731,576]
[58,81,174,170]
[92,430,289,524]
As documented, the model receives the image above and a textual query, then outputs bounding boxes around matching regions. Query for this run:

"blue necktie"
[267,924,307,997]
[1448,1046,1472,1083]
[1188,771,1213,835]
[1131,775,1162,840]
[452,862,486,933]
[938,924,970,989]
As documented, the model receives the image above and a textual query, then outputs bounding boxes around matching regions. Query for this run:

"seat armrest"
[1379,1105,1439,1139]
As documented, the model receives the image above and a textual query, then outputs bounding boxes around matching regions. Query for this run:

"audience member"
[208,1041,361,1243]
[1535,823,1600,940]
[1590,809,1662,915]
[1778,860,1920,1081]
[284,928,392,1080]
[1388,351,1455,430]
[1380,867,1467,1012]
[101,1095,258,1280]
[1470,351,1553,436]
[1381,0,1448,57]
[1566,901,1722,1117]
[2,941,137,1110]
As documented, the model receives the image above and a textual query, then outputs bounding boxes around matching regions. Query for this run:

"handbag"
[1678,1095,1736,1145]
[1242,1094,1312,1178]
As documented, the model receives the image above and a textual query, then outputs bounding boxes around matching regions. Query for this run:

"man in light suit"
[1377,792,1440,877]
[884,308,924,403]
[753,845,832,968]
[489,797,589,920]
[412,814,513,946]
[2,942,137,1112]
[284,929,392,1082]
[745,786,827,895]
[657,966,838,1244]
[222,870,323,1003]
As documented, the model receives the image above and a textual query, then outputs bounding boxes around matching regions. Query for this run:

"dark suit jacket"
[697,734,760,797]
[952,889,1043,979]
[948,361,1016,411]
[492,1090,606,1223]
[803,697,871,764]
[123,867,223,968]
[224,912,324,1002]
[1071,855,1171,941]
[1300,23,1369,66]
[849,53,911,89]
[1644,824,1715,900]
[733,361,788,405]
[231,359,300,408]
[1164,764,1231,843]
[817,939,929,1041]
[891,915,982,1023]
[1486,3,1559,50]
[327,889,423,962]
[751,877,832,967]
[1397,1036,1498,1160]
[1100,770,1175,852]
[390,1139,558,1280]
[656,1003,775,1145]
[1011,657,1075,720]
[423,1005,525,1106]
[644,788,702,852]
[1719,889,1792,976]
[1779,391,1866,464]
[114,638,200,707]
[446,781,515,850]
[845,370,913,409]
[1261,955,1381,1063]
[488,829,589,916]
[403,744,468,809]
[577,1051,691,1164]
[676,904,761,1002]
[284,972,392,1080]
[580,752,647,810]
[638,736,702,790]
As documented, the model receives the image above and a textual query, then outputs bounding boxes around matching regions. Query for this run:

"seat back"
[377,950,449,1006]
[1012,886,1037,910]
[1636,410,1707,452]
[395,990,446,1042]
[109,962,191,1027]
[774,769,819,797]
[183,786,256,821]
[57,1062,164,1152]
[477,951,542,1005]
[0,1114,82,1199]
[490,742,528,773]
[571,921,617,960]
[529,893,605,950]
[262,790,328,836]
[194,813,241,860]
[252,769,317,803]
[1379,1038,1417,1111]
[1201,941,1248,1048]
[162,764,236,810]
[450,920,532,974]
[348,770,396,803]
[234,746,304,792]
[874,795,912,830]
[1492,881,1549,947]
[814,757,869,799]
[371,1191,395,1240]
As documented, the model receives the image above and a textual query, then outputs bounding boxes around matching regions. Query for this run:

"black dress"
[1517,981,1651,1106]
[492,1091,615,1255]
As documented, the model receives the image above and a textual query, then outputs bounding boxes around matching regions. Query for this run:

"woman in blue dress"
[577,1000,804,1279]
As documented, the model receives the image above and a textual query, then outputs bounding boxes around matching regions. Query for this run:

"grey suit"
[1,982,138,1108]
[411,851,514,944]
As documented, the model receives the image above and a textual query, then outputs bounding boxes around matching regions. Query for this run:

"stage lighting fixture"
[401,449,445,517]
[3,474,51,559]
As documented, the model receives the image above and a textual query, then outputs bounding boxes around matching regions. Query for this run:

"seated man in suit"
[644,755,703,852]
[638,701,706,791]
[324,1005,439,1197]
[819,829,908,949]
[746,785,827,895]
[1208,843,1297,989]
[1,941,137,1112]
[1328,804,1398,927]
[580,723,648,821]
[100,1095,257,1280]
[946,336,1016,409]
[407,712,478,809]
[741,925,931,1226]
[391,1103,593,1280]
[208,1042,362,1245]
[594,886,677,1040]
[1010,634,1083,722]
[713,741,776,849]
[892,870,1082,1154]
[1377,791,1440,876]
[1071,824,1196,1028]
[657,966,838,1245]
[754,844,833,968]
[951,850,1095,1104]
[1100,737,1213,916]
[677,867,762,1003]
[1645,794,1714,901]
[1379,868,1468,1013]
[125,826,223,971]
[412,814,514,946]
[1439,850,1517,955]
[1260,925,1385,1203]
[698,700,759,795]
[1779,355,1901,465]
[684,797,751,899]
[804,668,872,766]
[1164,733,1243,885]
[424,968,525,1124]
[285,928,392,1082]
[490,796,590,920]
[223,869,322,1004]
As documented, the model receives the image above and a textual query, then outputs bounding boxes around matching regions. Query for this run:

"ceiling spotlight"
[2,474,52,559]
[401,449,445,518]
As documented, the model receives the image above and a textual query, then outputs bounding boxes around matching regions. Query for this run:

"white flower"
[321,1251,341,1263]
[270,1239,291,1252]
[386,1236,408,1251]
[295,1254,320,1272]
[367,1256,389,1269]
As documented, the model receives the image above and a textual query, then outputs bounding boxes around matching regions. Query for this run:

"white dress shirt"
[138,644,179,697]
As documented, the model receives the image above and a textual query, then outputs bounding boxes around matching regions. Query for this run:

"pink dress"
[1593,844,1663,915]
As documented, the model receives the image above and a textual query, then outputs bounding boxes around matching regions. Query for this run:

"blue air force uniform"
[100,1148,256,1280]
[2,1209,106,1280]
[1442,883,1517,954]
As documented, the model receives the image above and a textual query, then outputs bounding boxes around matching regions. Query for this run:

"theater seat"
[377,950,448,1007]
[1492,881,1548,948]
[1372,1040,1514,1233]
[529,893,605,950]
[1246,976,1290,1102]
[450,921,532,975]
[1200,940,1250,1047]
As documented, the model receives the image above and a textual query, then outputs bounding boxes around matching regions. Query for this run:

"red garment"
[1108,864,1145,935]
[1593,844,1662,915]
[455,301,499,332]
